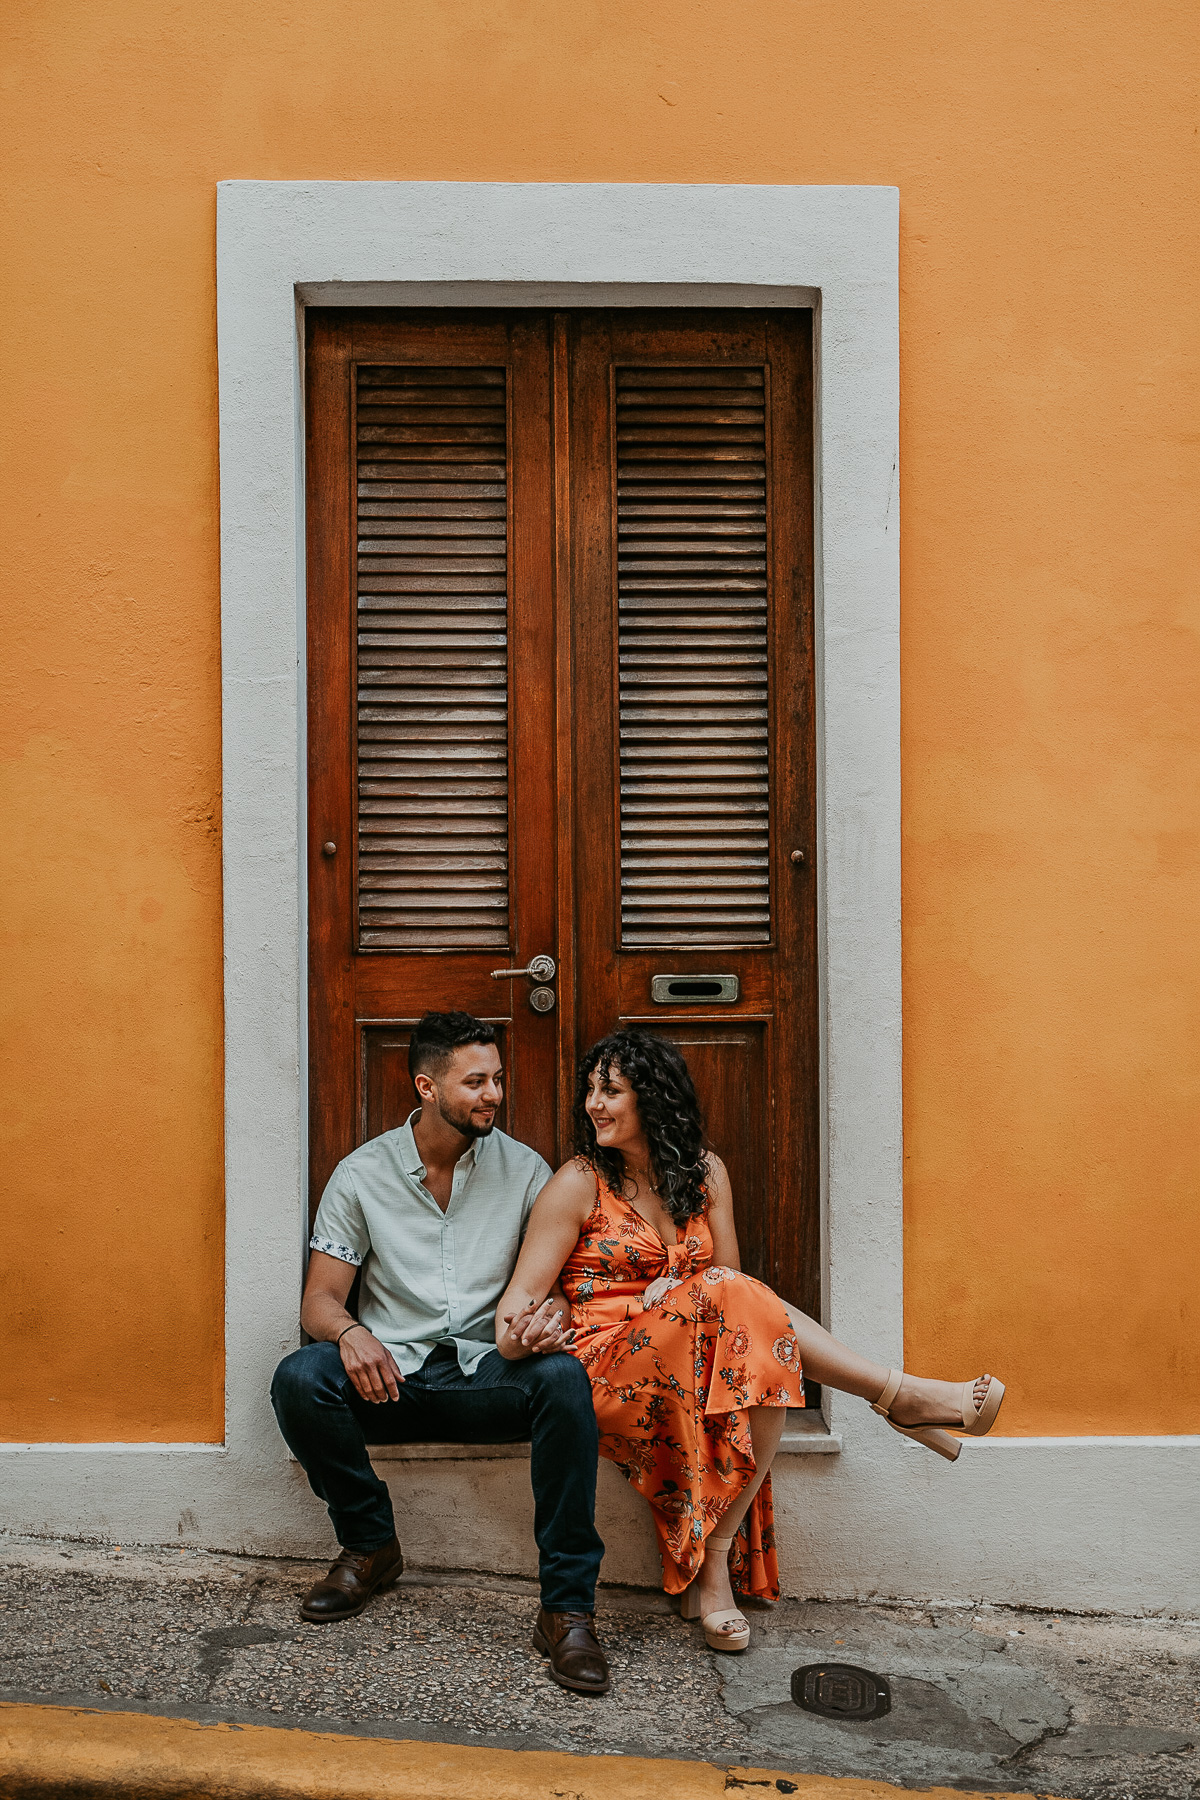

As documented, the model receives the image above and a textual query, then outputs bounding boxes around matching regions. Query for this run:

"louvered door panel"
[355,366,509,949]
[615,367,770,946]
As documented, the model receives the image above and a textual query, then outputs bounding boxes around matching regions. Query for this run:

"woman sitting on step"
[495,1028,1004,1655]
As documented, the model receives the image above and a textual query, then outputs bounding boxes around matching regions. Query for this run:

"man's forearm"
[300,1288,362,1344]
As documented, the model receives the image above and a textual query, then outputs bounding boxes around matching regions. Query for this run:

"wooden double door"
[307,309,819,1316]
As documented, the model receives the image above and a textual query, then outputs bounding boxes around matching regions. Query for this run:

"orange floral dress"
[560,1171,804,1600]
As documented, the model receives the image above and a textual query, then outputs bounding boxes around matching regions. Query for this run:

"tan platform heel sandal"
[680,1536,751,1653]
[870,1369,1006,1462]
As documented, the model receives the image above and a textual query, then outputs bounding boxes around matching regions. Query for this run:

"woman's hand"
[642,1274,680,1311]
[498,1295,572,1359]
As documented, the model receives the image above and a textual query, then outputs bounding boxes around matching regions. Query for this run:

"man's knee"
[270,1341,345,1421]
[524,1351,594,1413]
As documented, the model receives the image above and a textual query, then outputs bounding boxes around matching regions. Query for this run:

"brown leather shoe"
[299,1535,404,1623]
[532,1607,611,1695]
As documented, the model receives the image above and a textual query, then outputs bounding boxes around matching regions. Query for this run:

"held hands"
[337,1323,404,1403]
[500,1296,572,1359]
[642,1274,681,1311]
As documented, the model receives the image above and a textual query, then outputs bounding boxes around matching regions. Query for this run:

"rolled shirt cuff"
[309,1236,363,1267]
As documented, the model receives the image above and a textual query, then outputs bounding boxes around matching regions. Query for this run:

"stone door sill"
[367,1411,840,1462]
[779,1411,842,1453]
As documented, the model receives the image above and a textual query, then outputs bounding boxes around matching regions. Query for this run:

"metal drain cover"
[791,1662,891,1721]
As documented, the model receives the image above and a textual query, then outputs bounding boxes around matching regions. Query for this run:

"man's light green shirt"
[309,1112,552,1376]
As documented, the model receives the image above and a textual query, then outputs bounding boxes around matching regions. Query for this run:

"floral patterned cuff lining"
[309,1236,363,1267]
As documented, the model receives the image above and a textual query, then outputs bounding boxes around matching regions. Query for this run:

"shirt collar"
[399,1108,488,1176]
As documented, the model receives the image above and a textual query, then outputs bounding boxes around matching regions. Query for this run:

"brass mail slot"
[650,974,740,1005]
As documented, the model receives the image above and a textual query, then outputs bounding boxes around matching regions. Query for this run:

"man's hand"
[499,1296,571,1360]
[338,1324,404,1402]
[301,1255,403,1400]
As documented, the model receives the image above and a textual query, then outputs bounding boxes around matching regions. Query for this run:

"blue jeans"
[271,1341,604,1614]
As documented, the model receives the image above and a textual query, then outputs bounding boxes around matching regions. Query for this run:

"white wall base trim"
[2,182,1194,1616]
[960,1436,1200,1451]
[2,1437,1194,1618]
[0,1444,228,1455]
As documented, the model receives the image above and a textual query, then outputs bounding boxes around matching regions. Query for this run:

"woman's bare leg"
[723,1405,786,1536]
[780,1303,992,1427]
[695,1405,786,1630]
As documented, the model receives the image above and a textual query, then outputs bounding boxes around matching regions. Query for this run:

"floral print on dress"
[561,1171,804,1602]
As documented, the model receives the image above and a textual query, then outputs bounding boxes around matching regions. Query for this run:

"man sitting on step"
[270,1010,609,1696]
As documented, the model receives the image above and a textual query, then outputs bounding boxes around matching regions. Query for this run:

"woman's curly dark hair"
[573,1028,709,1225]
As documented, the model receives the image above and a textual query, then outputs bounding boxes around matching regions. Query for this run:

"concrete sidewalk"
[1,1533,1196,1796]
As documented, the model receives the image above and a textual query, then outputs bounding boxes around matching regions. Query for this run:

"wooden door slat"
[358,501,507,518]
[357,367,505,387]
[362,802,508,818]
[615,367,764,388]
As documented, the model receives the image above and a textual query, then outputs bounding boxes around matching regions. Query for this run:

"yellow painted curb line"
[0,1702,1068,1800]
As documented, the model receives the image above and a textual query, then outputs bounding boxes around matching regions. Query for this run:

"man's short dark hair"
[408,1012,498,1084]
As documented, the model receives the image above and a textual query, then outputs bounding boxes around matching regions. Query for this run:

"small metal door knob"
[322,841,337,857]
[790,849,806,864]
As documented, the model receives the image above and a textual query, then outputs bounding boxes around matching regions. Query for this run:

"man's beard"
[437,1095,496,1139]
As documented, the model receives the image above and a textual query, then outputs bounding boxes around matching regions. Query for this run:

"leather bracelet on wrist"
[336,1322,367,1346]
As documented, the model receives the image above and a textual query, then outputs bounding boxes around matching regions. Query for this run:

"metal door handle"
[490,954,556,983]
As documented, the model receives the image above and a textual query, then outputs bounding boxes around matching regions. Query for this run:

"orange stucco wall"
[2,0,1197,1441]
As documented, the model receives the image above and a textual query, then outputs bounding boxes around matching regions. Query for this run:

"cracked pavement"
[1,1533,1197,1795]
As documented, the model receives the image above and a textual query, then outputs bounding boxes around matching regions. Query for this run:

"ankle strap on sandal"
[870,1368,904,1414]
